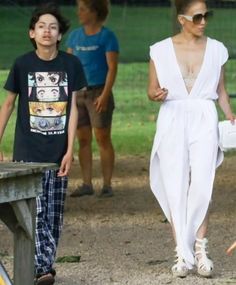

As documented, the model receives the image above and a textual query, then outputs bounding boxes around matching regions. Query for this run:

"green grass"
[112,62,157,154]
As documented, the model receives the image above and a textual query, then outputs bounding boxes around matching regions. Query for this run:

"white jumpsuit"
[149,37,228,268]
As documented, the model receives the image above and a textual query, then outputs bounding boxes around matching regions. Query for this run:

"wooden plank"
[14,199,35,285]
[0,203,18,233]
[0,162,58,179]
[0,174,42,204]
[11,200,33,240]
[0,162,58,285]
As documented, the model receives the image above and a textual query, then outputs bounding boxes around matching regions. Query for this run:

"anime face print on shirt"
[28,72,68,101]
[36,87,60,101]
[28,71,68,135]
[29,102,66,116]
[35,72,61,87]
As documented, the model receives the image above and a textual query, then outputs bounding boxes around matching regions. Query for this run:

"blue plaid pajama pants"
[35,169,68,275]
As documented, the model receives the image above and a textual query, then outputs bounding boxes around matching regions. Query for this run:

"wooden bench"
[0,162,57,285]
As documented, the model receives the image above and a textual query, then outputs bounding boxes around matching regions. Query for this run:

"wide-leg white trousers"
[150,99,223,268]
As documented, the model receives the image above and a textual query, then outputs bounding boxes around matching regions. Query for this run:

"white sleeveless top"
[150,37,228,100]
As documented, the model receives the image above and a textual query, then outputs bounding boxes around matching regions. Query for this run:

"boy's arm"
[58,91,78,176]
[0,92,17,161]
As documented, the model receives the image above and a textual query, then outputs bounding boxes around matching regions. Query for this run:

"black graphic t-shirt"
[5,51,87,163]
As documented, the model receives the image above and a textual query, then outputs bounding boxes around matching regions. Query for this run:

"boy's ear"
[29,29,35,39]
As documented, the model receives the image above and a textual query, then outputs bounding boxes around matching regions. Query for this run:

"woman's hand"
[225,113,236,124]
[149,88,168,102]
[148,59,168,102]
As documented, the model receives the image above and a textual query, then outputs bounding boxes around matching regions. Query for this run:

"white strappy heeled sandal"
[171,247,189,278]
[195,238,214,277]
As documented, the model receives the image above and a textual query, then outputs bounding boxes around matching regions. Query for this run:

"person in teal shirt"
[66,0,119,198]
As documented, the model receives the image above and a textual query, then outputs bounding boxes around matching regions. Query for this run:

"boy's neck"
[35,47,58,61]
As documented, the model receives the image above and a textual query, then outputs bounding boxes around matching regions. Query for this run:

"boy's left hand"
[58,152,73,177]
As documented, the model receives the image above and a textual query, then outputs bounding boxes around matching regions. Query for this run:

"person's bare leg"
[70,126,94,197]
[196,214,209,239]
[94,126,114,187]
[77,126,93,186]
[226,241,236,256]
[195,213,213,277]
[170,218,188,277]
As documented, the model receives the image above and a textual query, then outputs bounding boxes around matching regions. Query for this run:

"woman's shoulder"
[149,38,171,60]
[150,37,171,50]
[207,37,227,50]
[207,37,228,64]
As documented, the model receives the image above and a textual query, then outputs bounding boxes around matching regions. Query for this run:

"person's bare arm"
[217,67,235,123]
[147,59,168,102]
[226,241,236,256]
[58,92,79,176]
[0,92,17,161]
[94,51,118,113]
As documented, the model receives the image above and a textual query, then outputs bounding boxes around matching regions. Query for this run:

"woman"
[66,0,119,197]
[148,0,235,278]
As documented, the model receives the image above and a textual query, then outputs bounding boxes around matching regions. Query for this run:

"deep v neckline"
[169,37,209,96]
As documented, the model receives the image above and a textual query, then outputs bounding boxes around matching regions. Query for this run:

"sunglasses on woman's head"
[179,11,213,25]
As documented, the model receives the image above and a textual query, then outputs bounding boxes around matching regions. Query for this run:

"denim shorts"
[77,85,115,128]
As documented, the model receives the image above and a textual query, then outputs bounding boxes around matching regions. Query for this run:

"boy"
[0,3,86,285]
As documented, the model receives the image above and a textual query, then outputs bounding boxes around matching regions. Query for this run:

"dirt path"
[0,155,236,284]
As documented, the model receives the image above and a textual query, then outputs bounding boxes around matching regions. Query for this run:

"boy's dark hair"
[29,2,70,49]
